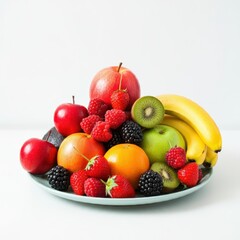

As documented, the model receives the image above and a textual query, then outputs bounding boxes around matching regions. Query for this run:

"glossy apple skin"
[140,125,186,164]
[89,66,141,109]
[20,138,57,175]
[54,103,88,137]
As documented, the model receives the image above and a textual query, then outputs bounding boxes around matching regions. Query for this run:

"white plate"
[28,168,213,206]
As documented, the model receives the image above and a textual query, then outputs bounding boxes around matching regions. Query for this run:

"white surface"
[1,0,240,130]
[1,129,239,240]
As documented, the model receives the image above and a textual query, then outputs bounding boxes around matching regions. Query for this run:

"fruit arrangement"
[19,63,222,199]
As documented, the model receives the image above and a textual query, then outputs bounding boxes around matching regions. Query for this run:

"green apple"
[140,124,186,164]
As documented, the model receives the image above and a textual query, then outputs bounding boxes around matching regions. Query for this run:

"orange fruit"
[104,143,150,189]
[57,132,105,172]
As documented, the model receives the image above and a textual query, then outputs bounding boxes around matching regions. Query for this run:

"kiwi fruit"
[42,127,65,148]
[131,96,165,128]
[150,162,180,192]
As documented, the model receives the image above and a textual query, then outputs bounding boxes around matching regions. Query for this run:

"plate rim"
[28,168,213,206]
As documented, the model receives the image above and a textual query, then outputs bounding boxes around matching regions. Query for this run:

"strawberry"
[110,65,130,111]
[165,146,187,169]
[105,175,135,198]
[85,155,111,181]
[111,90,130,111]
[70,170,88,195]
[84,178,106,197]
[177,162,199,187]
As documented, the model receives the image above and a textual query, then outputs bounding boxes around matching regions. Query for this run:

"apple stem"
[72,95,75,104]
[72,145,90,161]
[117,62,122,72]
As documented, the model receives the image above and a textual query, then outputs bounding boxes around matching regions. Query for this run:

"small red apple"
[89,63,141,109]
[20,138,57,175]
[54,96,88,137]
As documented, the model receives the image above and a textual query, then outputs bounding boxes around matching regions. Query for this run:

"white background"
[1,0,240,130]
[1,1,240,240]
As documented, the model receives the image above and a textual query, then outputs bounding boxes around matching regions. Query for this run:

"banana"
[204,147,218,167]
[157,94,222,152]
[161,115,206,164]
[194,145,207,165]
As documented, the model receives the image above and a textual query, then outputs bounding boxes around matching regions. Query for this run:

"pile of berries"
[79,97,143,146]
[165,146,202,188]
[47,155,135,198]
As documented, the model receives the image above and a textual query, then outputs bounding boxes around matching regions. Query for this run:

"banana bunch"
[156,94,222,167]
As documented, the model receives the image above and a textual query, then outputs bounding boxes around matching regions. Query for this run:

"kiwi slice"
[150,162,180,192]
[42,127,65,148]
[131,96,165,128]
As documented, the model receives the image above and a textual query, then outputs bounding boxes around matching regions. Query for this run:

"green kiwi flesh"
[150,162,180,192]
[131,96,165,128]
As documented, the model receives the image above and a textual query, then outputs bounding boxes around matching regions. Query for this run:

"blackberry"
[105,129,123,150]
[47,165,70,191]
[120,120,143,144]
[138,170,163,196]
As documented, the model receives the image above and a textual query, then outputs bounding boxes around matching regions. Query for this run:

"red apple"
[89,63,141,109]
[54,96,88,137]
[20,138,57,175]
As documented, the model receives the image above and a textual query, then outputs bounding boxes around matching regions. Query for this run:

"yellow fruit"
[157,94,222,152]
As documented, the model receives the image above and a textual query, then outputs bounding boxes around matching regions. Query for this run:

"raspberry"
[80,115,101,134]
[88,98,110,118]
[105,109,127,129]
[84,178,106,197]
[111,90,130,111]
[70,170,88,195]
[91,121,112,142]
[165,146,187,169]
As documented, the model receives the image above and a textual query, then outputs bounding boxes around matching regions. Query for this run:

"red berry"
[88,98,110,118]
[85,155,111,181]
[91,121,112,142]
[105,175,135,198]
[105,109,127,129]
[177,162,199,187]
[80,115,101,134]
[165,146,187,169]
[70,170,88,195]
[84,178,106,197]
[111,90,130,111]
